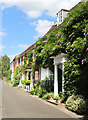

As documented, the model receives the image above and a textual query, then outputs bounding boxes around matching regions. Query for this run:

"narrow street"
[2,81,73,119]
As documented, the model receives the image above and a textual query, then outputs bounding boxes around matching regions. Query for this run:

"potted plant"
[54,95,62,103]
[48,93,54,100]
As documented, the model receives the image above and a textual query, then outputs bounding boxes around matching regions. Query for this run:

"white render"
[22,74,25,80]
[19,77,21,85]
[41,68,53,80]
[54,64,58,96]
[23,56,24,65]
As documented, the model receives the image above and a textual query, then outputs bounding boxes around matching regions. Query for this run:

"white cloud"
[0,44,6,52]
[8,54,16,58]
[26,10,42,19]
[0,31,7,36]
[32,20,54,38]
[18,44,29,48]
[0,0,81,18]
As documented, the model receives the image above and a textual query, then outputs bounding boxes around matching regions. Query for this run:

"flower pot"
[48,97,54,100]
[56,99,62,103]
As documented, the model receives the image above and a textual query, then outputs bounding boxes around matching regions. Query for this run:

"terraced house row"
[10,0,86,96]
[10,40,54,87]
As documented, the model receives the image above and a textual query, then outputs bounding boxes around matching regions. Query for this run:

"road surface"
[2,81,74,119]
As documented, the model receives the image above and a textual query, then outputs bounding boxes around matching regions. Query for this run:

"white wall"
[62,11,69,21]
[41,68,53,80]
[57,10,69,25]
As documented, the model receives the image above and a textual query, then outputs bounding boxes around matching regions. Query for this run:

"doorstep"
[46,99,58,105]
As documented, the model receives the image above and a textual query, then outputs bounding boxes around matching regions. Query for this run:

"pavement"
[2,80,85,119]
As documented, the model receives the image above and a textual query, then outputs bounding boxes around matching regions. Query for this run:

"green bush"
[29,88,36,95]
[21,79,31,85]
[29,86,47,97]
[47,92,54,98]
[25,80,31,85]
[6,79,12,83]
[40,75,54,93]
[42,93,48,100]
[66,94,87,114]
[38,87,47,98]
[54,95,60,100]
[21,80,25,85]
[58,91,65,102]
[29,86,41,95]
[12,79,19,87]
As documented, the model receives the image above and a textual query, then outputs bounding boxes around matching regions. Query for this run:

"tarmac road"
[2,80,74,119]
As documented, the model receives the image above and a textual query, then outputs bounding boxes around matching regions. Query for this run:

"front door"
[58,68,62,92]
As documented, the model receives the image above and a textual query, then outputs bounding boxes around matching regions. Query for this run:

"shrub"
[6,79,12,83]
[40,75,54,93]
[29,88,36,95]
[21,80,25,85]
[25,80,31,85]
[38,87,47,98]
[21,80,31,85]
[42,93,48,100]
[54,95,60,100]
[47,92,54,98]
[66,94,87,114]
[58,91,65,102]
[12,79,19,87]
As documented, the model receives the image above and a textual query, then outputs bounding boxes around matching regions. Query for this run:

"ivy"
[31,1,88,97]
[13,1,88,97]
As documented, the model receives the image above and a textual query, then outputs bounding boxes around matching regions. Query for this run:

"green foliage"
[29,86,47,97]
[47,92,54,98]
[40,75,54,92]
[29,88,37,95]
[25,80,31,85]
[42,93,48,100]
[29,86,40,95]
[0,55,10,78]
[12,79,19,87]
[54,96,60,100]
[21,79,31,85]
[21,80,26,85]
[11,2,88,98]
[13,67,21,86]
[25,1,88,99]
[6,79,13,83]
[66,94,87,114]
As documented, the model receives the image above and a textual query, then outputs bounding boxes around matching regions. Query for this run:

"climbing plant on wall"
[27,1,88,98]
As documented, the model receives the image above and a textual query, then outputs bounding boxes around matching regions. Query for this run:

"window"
[59,11,62,23]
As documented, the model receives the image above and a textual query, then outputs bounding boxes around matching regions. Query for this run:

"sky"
[0,0,81,61]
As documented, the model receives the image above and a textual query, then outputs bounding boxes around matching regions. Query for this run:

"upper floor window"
[59,11,62,23]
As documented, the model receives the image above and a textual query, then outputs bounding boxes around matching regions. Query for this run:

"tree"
[0,55,10,78]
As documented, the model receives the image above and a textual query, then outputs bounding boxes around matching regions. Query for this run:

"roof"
[44,24,57,36]
[56,9,70,15]
[70,2,81,11]
[11,43,35,63]
[19,43,35,57]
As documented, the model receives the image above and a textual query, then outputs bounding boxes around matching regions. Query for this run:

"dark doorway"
[28,72,31,80]
[58,68,62,92]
